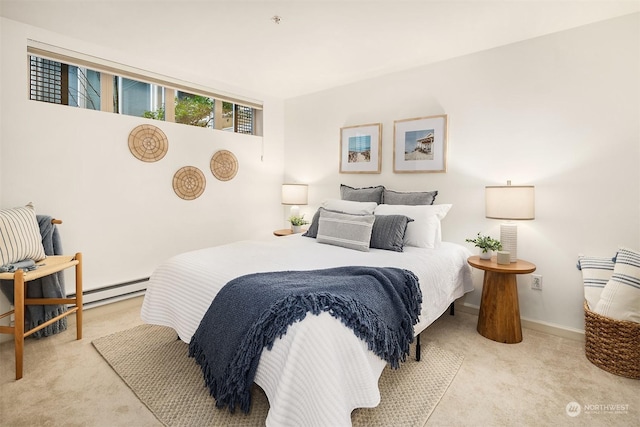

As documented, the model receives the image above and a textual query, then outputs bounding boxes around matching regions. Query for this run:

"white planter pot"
[291,225,302,233]
[479,250,492,260]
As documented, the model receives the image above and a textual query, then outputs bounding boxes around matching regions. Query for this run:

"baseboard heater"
[68,278,149,309]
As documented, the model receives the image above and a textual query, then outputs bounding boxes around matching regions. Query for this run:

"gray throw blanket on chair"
[188,266,422,414]
[0,215,67,337]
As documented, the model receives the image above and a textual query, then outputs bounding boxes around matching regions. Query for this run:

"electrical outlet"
[531,274,543,290]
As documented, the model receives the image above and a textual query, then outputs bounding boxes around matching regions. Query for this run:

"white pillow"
[374,204,452,248]
[577,256,614,310]
[594,247,640,323]
[0,203,47,266]
[321,198,377,215]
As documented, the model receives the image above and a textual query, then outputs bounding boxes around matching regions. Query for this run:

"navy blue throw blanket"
[188,266,422,414]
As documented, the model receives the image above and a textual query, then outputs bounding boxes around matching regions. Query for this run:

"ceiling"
[1,1,638,99]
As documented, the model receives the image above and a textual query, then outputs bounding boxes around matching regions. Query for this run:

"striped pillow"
[577,256,614,310]
[0,203,47,266]
[594,247,640,323]
[316,209,374,252]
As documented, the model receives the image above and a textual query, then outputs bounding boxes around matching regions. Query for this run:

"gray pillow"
[340,184,384,204]
[383,189,438,205]
[370,215,414,252]
[316,209,375,252]
[302,209,322,238]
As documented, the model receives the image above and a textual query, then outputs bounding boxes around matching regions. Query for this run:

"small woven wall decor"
[210,150,239,181]
[128,124,169,162]
[172,166,206,200]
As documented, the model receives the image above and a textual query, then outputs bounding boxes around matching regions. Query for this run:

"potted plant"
[465,232,502,259]
[288,214,309,233]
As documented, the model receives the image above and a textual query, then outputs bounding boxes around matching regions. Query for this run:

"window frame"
[27,41,263,136]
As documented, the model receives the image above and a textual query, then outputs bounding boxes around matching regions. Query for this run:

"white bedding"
[141,234,473,426]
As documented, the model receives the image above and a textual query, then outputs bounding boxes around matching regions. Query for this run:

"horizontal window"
[27,45,262,136]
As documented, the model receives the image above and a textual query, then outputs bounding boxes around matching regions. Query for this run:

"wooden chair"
[0,219,82,380]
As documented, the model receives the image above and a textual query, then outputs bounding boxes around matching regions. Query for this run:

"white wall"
[0,18,286,297]
[283,14,640,331]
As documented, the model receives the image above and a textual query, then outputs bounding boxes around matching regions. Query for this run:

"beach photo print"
[340,123,382,173]
[393,115,448,173]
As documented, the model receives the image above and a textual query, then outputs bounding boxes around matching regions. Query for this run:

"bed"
[141,228,473,426]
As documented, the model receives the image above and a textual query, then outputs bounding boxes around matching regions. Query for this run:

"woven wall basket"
[583,301,640,379]
[128,124,169,162]
[172,166,206,200]
[210,150,238,181]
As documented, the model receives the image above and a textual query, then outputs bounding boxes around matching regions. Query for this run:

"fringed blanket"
[188,266,422,413]
[0,215,67,337]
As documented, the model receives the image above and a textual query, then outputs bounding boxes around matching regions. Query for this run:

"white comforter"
[141,234,473,426]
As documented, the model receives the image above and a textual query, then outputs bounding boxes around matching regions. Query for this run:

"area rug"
[93,324,463,427]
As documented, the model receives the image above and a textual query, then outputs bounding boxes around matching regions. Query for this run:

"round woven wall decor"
[128,124,168,162]
[210,150,238,181]
[172,166,206,200]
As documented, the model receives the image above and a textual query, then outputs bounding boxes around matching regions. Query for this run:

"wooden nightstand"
[273,228,306,236]
[467,256,536,344]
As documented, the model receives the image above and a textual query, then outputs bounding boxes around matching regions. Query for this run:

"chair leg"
[14,269,25,380]
[75,252,83,340]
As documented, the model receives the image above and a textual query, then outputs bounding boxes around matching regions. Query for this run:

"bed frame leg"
[449,302,455,316]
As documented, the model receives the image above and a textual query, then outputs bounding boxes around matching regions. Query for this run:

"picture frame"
[340,123,382,174]
[393,114,448,173]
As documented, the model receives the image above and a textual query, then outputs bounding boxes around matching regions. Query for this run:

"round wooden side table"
[467,256,536,344]
[273,228,306,236]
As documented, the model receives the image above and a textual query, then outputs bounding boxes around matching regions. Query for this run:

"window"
[118,77,164,118]
[30,56,102,110]
[28,50,262,136]
[68,66,100,110]
[235,105,254,134]
[29,56,65,104]
[174,91,214,128]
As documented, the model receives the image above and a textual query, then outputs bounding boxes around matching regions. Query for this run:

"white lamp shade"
[281,184,308,205]
[485,185,535,220]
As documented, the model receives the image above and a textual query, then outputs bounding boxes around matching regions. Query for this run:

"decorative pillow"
[594,247,640,323]
[316,209,375,252]
[0,203,47,266]
[321,199,377,215]
[383,189,438,205]
[302,209,322,238]
[370,215,414,252]
[577,256,614,310]
[340,184,384,204]
[374,204,452,249]
[303,200,378,239]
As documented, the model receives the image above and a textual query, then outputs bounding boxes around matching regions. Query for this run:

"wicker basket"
[584,301,640,379]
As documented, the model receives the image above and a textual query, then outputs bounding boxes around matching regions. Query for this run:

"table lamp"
[281,184,308,218]
[485,181,535,262]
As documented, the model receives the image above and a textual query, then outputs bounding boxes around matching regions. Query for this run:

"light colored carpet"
[92,324,463,427]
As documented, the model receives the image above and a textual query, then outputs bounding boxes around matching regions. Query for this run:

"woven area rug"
[93,324,463,427]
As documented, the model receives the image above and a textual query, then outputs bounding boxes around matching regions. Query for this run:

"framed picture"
[340,123,382,174]
[393,114,448,173]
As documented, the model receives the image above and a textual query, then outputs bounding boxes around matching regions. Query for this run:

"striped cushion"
[316,209,374,252]
[577,256,614,310]
[0,203,47,266]
[594,247,640,323]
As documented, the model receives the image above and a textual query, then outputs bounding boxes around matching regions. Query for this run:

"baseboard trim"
[457,302,585,342]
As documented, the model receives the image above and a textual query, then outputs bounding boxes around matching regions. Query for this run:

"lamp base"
[500,223,518,262]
